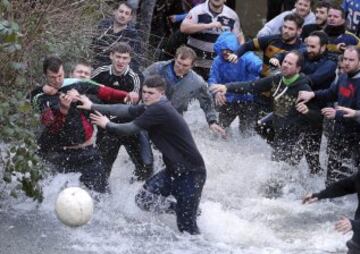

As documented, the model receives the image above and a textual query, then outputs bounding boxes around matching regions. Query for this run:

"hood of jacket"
[213,32,240,58]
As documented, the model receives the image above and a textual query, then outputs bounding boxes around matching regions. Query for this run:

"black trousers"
[135,169,206,235]
[326,130,360,186]
[96,128,154,181]
[42,145,108,193]
[218,101,258,136]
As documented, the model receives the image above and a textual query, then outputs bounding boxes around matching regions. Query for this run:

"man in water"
[77,75,206,235]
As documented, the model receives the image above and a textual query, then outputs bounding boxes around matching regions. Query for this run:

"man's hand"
[297,91,315,103]
[124,91,139,104]
[269,58,280,67]
[321,107,336,119]
[226,53,238,63]
[76,94,93,111]
[214,92,227,106]
[209,123,226,138]
[207,21,222,30]
[59,93,74,115]
[209,84,227,94]
[296,102,309,114]
[66,89,80,102]
[335,216,352,234]
[90,111,110,129]
[336,42,346,52]
[336,106,357,118]
[302,193,318,204]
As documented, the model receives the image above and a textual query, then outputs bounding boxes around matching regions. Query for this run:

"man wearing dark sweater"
[303,171,360,254]
[298,46,360,186]
[77,75,206,235]
[210,50,321,167]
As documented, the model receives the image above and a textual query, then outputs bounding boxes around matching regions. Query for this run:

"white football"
[55,187,94,227]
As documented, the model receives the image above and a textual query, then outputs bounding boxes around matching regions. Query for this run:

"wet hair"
[143,75,167,92]
[284,13,304,29]
[43,55,63,74]
[175,46,197,63]
[345,45,360,60]
[110,42,133,56]
[116,1,134,14]
[329,5,346,19]
[315,1,331,10]
[286,50,304,69]
[308,31,329,46]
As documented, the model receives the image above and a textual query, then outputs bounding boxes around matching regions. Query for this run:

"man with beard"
[227,13,304,117]
[301,1,331,40]
[210,51,321,166]
[227,13,304,78]
[271,31,337,174]
[258,0,315,37]
[324,5,360,56]
[298,46,360,186]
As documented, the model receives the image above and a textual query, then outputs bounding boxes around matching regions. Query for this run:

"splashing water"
[0,102,355,254]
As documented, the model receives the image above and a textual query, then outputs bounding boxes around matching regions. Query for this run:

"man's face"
[222,49,233,61]
[327,8,345,26]
[281,20,300,42]
[71,64,91,79]
[209,0,226,8]
[342,49,360,73]
[110,52,131,74]
[142,85,164,106]
[315,7,328,26]
[114,4,132,26]
[306,36,325,60]
[295,0,311,18]
[174,56,193,77]
[281,53,301,77]
[46,65,65,90]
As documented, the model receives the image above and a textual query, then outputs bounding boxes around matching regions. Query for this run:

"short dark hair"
[329,5,346,19]
[286,50,304,69]
[110,42,133,56]
[71,60,92,73]
[296,0,314,7]
[43,56,63,74]
[315,1,331,10]
[284,13,305,29]
[116,1,134,14]
[345,45,360,60]
[175,46,197,63]
[308,31,329,46]
[143,75,167,92]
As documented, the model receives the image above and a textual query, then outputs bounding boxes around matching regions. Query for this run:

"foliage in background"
[0,0,162,202]
[0,0,110,202]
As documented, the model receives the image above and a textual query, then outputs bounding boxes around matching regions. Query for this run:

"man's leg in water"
[96,128,122,178]
[218,103,237,129]
[123,134,154,181]
[135,169,174,213]
[303,127,323,174]
[172,170,206,235]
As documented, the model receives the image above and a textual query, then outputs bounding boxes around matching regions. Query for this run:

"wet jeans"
[135,168,206,235]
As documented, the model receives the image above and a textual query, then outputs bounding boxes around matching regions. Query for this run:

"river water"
[0,102,356,254]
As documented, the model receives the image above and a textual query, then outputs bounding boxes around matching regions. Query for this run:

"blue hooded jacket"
[208,32,262,103]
